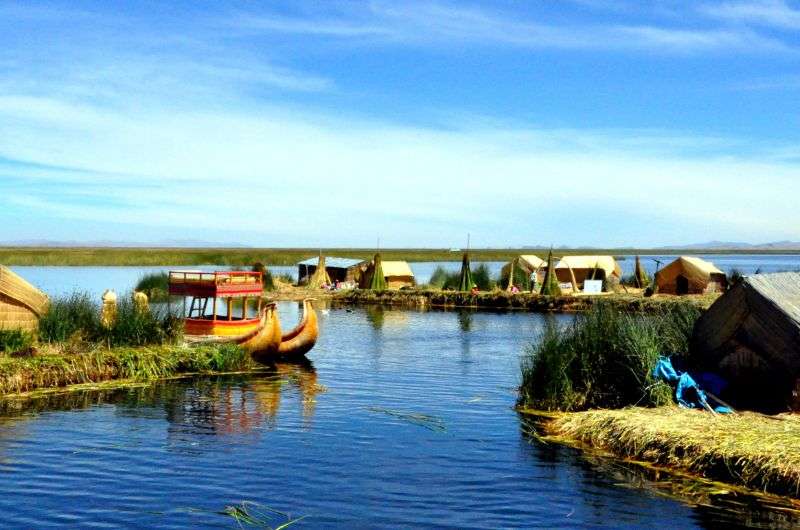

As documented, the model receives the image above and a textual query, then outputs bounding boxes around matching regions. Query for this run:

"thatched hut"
[690,272,800,412]
[655,256,727,295]
[382,261,415,290]
[500,255,545,281]
[361,259,414,290]
[0,265,49,332]
[554,256,621,289]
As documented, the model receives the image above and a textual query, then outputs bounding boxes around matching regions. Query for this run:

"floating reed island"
[518,284,800,500]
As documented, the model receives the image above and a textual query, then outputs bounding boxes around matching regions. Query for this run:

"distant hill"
[667,241,800,251]
[2,239,249,248]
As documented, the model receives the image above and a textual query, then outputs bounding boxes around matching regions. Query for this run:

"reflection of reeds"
[367,406,447,432]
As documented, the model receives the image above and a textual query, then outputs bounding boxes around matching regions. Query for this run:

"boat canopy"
[168,270,263,298]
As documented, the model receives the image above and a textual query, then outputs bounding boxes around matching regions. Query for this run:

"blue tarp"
[652,357,732,413]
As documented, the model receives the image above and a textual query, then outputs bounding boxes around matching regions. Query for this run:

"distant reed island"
[0,245,797,266]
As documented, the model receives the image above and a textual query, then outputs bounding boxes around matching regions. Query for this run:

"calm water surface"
[2,266,799,528]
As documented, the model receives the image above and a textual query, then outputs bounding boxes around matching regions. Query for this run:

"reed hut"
[458,253,474,292]
[539,250,562,296]
[690,272,800,411]
[554,256,621,289]
[382,261,415,290]
[654,256,727,295]
[500,255,545,283]
[306,255,333,289]
[298,256,364,285]
[0,265,49,332]
[362,258,414,290]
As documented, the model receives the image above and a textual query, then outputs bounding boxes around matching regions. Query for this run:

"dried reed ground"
[543,407,800,498]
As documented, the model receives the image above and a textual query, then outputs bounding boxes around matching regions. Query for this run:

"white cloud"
[232,1,795,54]
[1,92,798,246]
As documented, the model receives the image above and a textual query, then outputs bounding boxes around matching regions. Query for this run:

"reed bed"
[38,291,182,347]
[0,344,252,395]
[545,407,800,498]
[0,246,777,267]
[518,301,702,411]
[134,271,169,301]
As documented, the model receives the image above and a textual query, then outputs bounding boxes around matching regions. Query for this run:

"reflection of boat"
[275,298,319,360]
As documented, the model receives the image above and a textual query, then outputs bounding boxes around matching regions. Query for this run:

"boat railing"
[168,270,262,286]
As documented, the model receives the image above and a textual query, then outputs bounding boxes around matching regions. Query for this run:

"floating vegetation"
[539,407,800,501]
[223,501,306,529]
[367,406,447,432]
[0,344,253,396]
[518,301,701,411]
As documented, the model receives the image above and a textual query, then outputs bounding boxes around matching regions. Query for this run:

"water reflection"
[165,361,321,442]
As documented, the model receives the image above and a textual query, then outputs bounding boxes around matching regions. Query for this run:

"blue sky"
[1,0,799,247]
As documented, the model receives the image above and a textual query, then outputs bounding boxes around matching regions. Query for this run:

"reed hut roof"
[655,256,725,293]
[381,261,414,278]
[691,272,800,411]
[502,255,545,275]
[555,255,622,277]
[0,265,48,316]
[297,257,364,269]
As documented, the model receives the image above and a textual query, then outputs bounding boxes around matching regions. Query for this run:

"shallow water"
[3,266,800,527]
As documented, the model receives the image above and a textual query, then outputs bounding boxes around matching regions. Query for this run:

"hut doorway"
[676,275,689,295]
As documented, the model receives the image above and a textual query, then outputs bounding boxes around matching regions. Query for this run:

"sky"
[0,0,799,248]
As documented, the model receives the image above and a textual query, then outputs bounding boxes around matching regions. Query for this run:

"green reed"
[519,301,701,411]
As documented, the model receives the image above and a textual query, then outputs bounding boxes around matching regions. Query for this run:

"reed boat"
[169,270,281,355]
[278,298,318,358]
[169,271,318,362]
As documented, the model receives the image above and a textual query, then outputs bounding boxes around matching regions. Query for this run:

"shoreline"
[520,407,800,501]
[265,289,720,312]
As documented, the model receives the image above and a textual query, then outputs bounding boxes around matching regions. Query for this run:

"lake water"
[2,265,800,528]
[11,254,800,299]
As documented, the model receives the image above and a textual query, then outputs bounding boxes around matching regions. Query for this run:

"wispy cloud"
[699,0,800,30]
[232,1,795,54]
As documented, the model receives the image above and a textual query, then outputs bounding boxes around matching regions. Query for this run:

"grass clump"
[0,330,34,354]
[429,264,494,291]
[0,344,253,395]
[134,271,169,302]
[38,292,99,343]
[38,291,181,347]
[519,301,701,411]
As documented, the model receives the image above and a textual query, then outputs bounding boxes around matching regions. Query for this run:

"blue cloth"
[652,357,732,413]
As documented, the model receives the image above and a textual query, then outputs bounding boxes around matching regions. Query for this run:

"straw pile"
[0,266,49,332]
[306,255,332,289]
[546,407,800,497]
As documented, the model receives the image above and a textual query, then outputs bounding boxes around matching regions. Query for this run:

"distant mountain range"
[1,239,250,248]
[665,241,800,250]
[3,239,800,250]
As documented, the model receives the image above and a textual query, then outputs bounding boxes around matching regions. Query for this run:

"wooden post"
[212,297,217,321]
[242,296,247,319]
[227,298,233,321]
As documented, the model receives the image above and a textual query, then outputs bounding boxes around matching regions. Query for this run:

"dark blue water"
[0,300,796,528]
